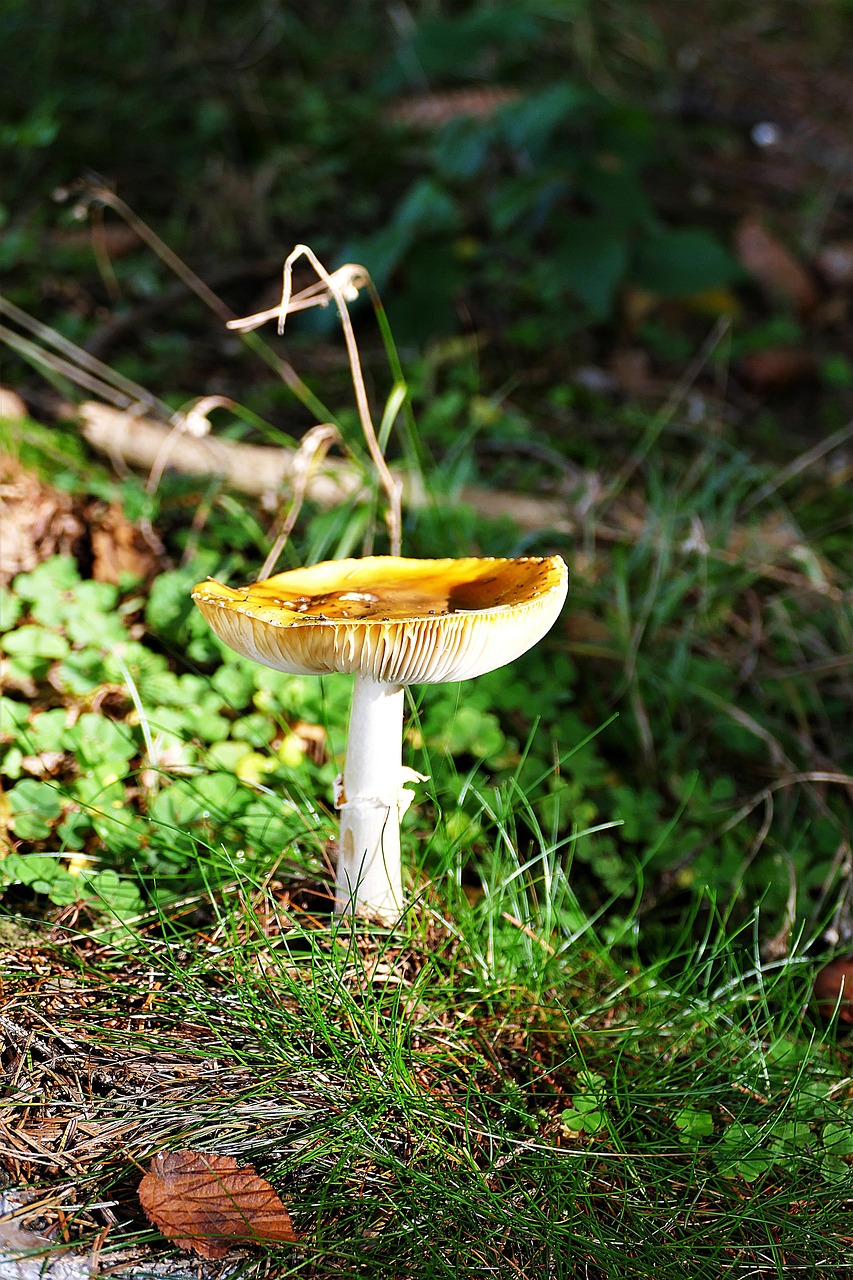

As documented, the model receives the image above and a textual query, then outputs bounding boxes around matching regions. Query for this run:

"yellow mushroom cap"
[192,555,568,685]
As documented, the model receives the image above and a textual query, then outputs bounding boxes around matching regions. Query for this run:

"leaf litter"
[138,1150,298,1258]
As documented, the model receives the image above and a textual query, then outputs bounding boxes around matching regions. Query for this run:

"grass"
[5,862,853,1279]
[2,241,853,1276]
[2,540,852,1278]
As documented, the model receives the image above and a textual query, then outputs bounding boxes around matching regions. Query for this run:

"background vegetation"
[1,1,853,1275]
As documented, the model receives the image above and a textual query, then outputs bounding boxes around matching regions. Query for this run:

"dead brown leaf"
[608,349,657,397]
[137,1149,298,1259]
[290,720,328,764]
[813,957,853,1024]
[727,511,834,588]
[740,346,817,389]
[0,454,85,586]
[735,216,818,314]
[0,454,163,587]
[387,87,520,128]
[88,501,162,585]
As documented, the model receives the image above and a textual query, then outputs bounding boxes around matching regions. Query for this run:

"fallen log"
[76,401,843,602]
[77,400,576,534]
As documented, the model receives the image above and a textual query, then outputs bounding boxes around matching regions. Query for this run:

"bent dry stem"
[336,674,405,918]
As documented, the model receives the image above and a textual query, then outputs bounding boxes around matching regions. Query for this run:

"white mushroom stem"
[335,675,405,919]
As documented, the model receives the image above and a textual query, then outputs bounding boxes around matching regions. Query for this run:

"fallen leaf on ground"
[0,455,85,586]
[741,347,817,389]
[387,87,520,127]
[290,720,328,764]
[727,512,834,586]
[735,216,818,314]
[138,1149,298,1259]
[88,500,162,585]
[608,349,656,397]
[813,957,853,1024]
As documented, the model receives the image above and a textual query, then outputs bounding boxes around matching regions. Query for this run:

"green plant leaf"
[211,662,256,711]
[633,228,741,298]
[13,557,80,603]
[63,713,136,768]
[1,746,24,779]
[768,1120,812,1158]
[823,1121,853,1159]
[718,1122,774,1182]
[26,708,68,753]
[207,740,255,774]
[561,1106,606,1134]
[0,586,23,632]
[497,82,590,153]
[407,8,542,79]
[553,219,630,319]
[8,778,62,839]
[434,119,493,181]
[562,1071,609,1134]
[86,868,144,916]
[0,849,72,901]
[394,178,459,239]
[674,1107,714,1142]
[1,625,69,660]
[54,648,109,695]
[0,695,29,735]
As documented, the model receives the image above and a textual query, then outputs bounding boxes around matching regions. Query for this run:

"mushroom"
[192,555,568,920]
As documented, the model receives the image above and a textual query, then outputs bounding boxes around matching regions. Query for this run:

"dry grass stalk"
[229,244,403,556]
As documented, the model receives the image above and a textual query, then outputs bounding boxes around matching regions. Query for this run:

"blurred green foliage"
[1,0,738,341]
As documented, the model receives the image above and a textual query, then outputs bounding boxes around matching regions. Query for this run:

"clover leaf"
[717,1122,774,1182]
[674,1107,714,1145]
[2,624,70,663]
[211,662,256,710]
[562,1071,609,1136]
[26,708,68,753]
[821,1120,853,1183]
[13,557,80,607]
[8,779,62,840]
[0,852,85,905]
[0,696,29,737]
[54,647,110,695]
[768,1120,812,1160]
[86,868,144,917]
[0,586,23,633]
[63,713,136,768]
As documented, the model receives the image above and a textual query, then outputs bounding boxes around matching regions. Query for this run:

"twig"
[76,401,853,602]
[78,184,234,324]
[78,401,364,505]
[77,399,581,537]
[146,395,238,496]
